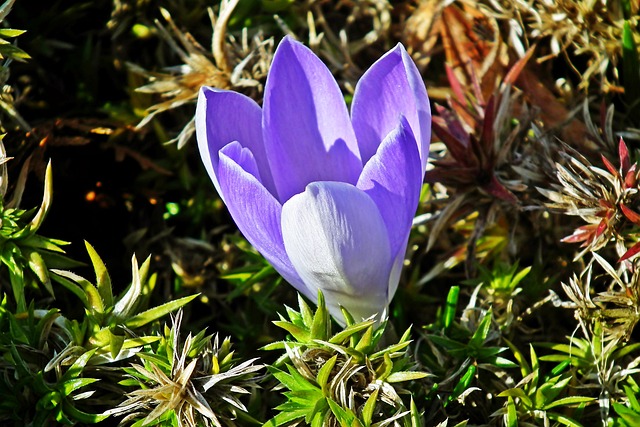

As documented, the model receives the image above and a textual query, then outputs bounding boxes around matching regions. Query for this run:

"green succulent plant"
[263,291,427,427]
[0,146,82,312]
[0,299,108,425]
[108,310,263,427]
[497,344,594,427]
[49,241,199,364]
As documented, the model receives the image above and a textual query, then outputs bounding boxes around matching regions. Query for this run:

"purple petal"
[217,141,305,293]
[351,44,431,174]
[196,87,277,198]
[263,37,362,202]
[281,181,391,323]
[357,117,422,266]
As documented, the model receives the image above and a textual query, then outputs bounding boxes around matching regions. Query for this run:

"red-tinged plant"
[422,49,544,274]
[611,143,640,262]
[425,47,536,203]
[541,138,640,261]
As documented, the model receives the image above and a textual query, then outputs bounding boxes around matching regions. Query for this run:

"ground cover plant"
[1,0,640,426]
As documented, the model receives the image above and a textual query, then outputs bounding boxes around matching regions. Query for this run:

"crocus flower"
[196,36,430,323]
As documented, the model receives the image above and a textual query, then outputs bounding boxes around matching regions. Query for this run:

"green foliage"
[462,261,532,329]
[497,344,594,426]
[219,234,282,306]
[264,291,427,427]
[463,261,531,300]
[49,241,198,364]
[0,0,29,62]
[0,213,202,425]
[622,20,640,114]
[4,0,640,425]
[108,311,263,426]
[0,300,107,425]
[420,286,516,408]
[610,382,640,427]
[0,159,82,312]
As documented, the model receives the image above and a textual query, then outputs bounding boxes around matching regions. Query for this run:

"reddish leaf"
[599,199,614,210]
[619,137,631,173]
[432,120,474,165]
[620,241,640,262]
[445,63,466,106]
[626,164,638,188]
[621,203,640,225]
[482,174,518,204]
[504,46,536,86]
[600,154,619,177]
[480,95,496,155]
[561,224,596,244]
[435,104,470,145]
[448,94,479,131]
[595,217,608,239]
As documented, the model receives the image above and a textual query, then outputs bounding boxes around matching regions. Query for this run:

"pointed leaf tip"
[619,137,631,173]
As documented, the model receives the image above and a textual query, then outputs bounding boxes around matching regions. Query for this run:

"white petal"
[281,181,392,323]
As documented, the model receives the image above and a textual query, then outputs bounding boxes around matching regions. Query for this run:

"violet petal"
[263,37,362,202]
[217,141,306,294]
[357,116,422,264]
[196,87,277,198]
[351,44,431,174]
